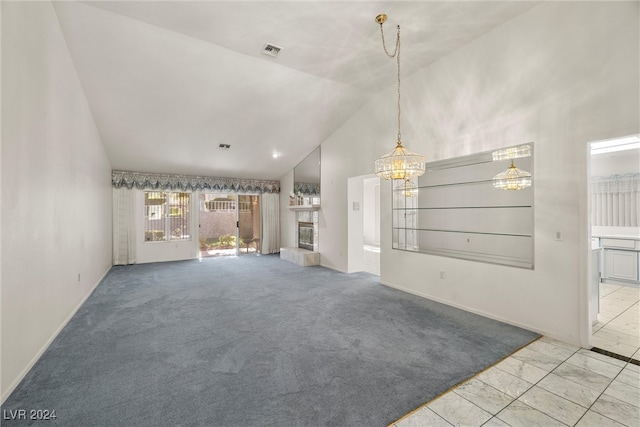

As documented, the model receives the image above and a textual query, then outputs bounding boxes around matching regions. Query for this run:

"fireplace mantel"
[288,205,320,211]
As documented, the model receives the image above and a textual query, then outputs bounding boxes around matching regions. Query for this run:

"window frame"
[143,191,192,243]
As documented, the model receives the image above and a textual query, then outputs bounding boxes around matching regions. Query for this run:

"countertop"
[592,235,640,251]
[593,235,640,240]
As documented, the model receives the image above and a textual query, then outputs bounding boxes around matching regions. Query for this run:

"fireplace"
[298,222,314,251]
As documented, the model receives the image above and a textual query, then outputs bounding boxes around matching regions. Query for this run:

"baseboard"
[319,261,348,274]
[379,279,554,343]
[1,266,112,405]
[601,279,639,288]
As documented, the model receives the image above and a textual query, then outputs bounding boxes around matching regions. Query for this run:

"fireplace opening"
[298,221,314,251]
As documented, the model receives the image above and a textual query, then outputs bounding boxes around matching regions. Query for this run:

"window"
[144,191,191,242]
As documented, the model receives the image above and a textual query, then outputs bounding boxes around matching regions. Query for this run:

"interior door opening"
[347,174,380,275]
[198,193,261,257]
[588,135,640,363]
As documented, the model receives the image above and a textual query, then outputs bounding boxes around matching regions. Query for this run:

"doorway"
[198,193,261,257]
[347,174,380,275]
[588,135,640,362]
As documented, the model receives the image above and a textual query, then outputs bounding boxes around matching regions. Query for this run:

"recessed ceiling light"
[272,152,281,159]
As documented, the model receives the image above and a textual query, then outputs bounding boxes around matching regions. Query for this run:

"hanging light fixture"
[491,144,532,190]
[492,160,532,190]
[394,178,418,197]
[491,144,531,161]
[374,14,426,181]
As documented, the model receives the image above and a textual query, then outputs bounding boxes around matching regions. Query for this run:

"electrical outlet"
[555,230,563,241]
[77,273,81,282]
[440,271,446,279]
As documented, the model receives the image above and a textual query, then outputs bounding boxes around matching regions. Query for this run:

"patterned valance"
[592,173,640,194]
[112,170,280,193]
[294,182,320,196]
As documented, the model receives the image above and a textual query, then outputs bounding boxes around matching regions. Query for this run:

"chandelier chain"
[374,14,426,181]
[380,24,402,143]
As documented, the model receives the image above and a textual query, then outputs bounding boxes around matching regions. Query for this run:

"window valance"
[112,170,280,193]
[591,173,640,194]
[293,182,320,196]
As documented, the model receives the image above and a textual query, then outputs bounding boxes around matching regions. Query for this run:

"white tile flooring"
[393,337,639,427]
[392,283,640,427]
[593,283,640,362]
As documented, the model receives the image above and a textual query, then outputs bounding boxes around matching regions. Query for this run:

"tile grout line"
[508,344,581,426]
[570,358,635,427]
[544,345,636,426]
[476,339,581,426]
[488,340,631,427]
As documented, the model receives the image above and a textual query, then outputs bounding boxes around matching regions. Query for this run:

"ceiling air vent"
[218,144,231,150]
[261,43,282,58]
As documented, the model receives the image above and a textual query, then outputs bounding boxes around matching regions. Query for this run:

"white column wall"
[1,2,113,401]
[347,175,366,273]
[279,169,296,248]
[321,107,391,272]
[319,1,639,345]
[363,177,380,246]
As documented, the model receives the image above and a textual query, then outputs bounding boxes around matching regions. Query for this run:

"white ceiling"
[52,1,540,180]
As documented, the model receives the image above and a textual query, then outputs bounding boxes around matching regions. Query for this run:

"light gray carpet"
[2,255,539,426]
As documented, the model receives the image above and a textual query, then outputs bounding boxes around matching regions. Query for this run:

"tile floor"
[391,282,640,426]
[393,336,639,426]
[592,282,640,362]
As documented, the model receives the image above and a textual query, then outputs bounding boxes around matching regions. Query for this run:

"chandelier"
[374,14,426,181]
[394,178,418,197]
[492,145,532,190]
[492,161,532,190]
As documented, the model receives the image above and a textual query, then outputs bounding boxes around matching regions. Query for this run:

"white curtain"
[591,173,640,227]
[260,193,280,254]
[113,187,137,265]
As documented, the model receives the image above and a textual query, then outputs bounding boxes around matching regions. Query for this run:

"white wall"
[347,174,380,273]
[279,169,296,248]
[363,177,380,246]
[319,1,639,346]
[321,106,391,272]
[347,175,365,273]
[591,148,640,176]
[1,1,113,401]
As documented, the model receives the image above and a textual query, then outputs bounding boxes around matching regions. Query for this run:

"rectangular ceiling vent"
[218,143,231,150]
[261,43,282,58]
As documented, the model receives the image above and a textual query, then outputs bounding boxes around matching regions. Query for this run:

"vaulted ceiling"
[52,1,540,180]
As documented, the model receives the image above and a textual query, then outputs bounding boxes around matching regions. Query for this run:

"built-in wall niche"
[392,143,534,269]
[293,146,320,205]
